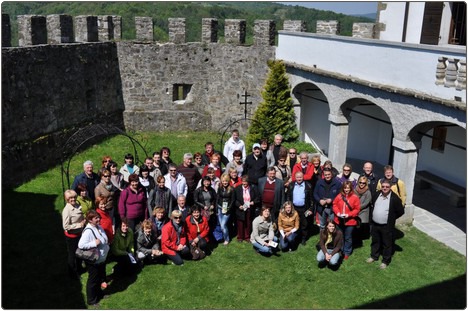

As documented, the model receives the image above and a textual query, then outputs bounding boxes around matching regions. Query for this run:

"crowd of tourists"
[62,129,405,307]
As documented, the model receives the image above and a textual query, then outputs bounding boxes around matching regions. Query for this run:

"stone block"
[225,19,246,44]
[202,18,218,43]
[47,14,74,44]
[169,18,186,44]
[316,20,340,35]
[352,23,375,38]
[283,20,306,32]
[74,15,98,42]
[135,16,153,41]
[254,20,275,46]
[18,15,47,46]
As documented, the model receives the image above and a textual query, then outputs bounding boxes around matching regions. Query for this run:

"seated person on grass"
[185,206,210,256]
[161,210,190,266]
[136,220,165,265]
[317,220,343,268]
[110,217,139,276]
[251,206,279,256]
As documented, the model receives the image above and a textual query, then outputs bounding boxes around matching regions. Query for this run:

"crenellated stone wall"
[2,14,325,187]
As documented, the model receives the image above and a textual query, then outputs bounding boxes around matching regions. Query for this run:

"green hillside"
[1,1,373,46]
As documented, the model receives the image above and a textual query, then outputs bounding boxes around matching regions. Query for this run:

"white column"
[392,138,421,224]
[327,113,348,169]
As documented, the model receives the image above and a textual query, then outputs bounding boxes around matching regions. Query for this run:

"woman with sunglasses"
[161,210,190,265]
[95,169,119,219]
[354,175,372,245]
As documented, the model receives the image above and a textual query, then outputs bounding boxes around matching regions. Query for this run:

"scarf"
[173,220,182,244]
[355,184,369,195]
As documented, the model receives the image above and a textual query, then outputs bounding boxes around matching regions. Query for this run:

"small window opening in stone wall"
[173,84,192,102]
[431,126,447,152]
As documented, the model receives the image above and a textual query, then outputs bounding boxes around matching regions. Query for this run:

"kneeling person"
[136,220,165,264]
[161,210,190,265]
[185,206,210,259]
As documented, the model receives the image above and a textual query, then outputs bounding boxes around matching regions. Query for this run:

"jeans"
[318,207,334,229]
[217,208,231,242]
[338,224,355,256]
[252,236,278,254]
[279,231,297,251]
[316,249,341,266]
[166,246,190,266]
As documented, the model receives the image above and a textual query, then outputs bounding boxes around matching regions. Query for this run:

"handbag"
[190,245,206,260]
[75,228,100,263]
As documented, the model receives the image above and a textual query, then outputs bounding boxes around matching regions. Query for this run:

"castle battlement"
[2,13,377,48]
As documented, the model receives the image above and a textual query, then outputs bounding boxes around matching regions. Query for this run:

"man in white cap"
[243,143,267,186]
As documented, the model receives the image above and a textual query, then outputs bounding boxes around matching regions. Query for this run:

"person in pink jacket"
[161,210,190,265]
[118,174,148,234]
[332,181,360,260]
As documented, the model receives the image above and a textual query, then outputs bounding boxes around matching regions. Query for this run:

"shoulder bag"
[75,228,100,263]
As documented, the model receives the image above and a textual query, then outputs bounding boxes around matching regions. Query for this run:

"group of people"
[62,129,406,307]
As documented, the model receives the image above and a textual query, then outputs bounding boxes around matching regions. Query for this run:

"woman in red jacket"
[96,196,114,244]
[185,206,210,256]
[332,181,360,260]
[161,210,190,265]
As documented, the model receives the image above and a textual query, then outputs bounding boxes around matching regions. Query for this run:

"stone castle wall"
[2,42,124,187]
[117,42,275,132]
[2,13,357,187]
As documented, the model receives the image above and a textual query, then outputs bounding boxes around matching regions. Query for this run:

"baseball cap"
[252,143,261,150]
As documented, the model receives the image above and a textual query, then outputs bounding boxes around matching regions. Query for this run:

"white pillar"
[327,113,348,169]
[392,138,421,224]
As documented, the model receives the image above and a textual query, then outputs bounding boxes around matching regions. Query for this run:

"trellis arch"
[60,124,149,199]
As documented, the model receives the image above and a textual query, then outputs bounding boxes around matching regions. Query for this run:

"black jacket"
[233,184,260,221]
[243,153,267,185]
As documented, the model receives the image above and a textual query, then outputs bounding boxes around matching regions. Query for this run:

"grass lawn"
[2,131,466,309]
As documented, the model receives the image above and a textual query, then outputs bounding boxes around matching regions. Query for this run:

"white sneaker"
[366,257,375,263]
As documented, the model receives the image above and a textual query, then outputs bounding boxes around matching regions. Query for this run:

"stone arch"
[408,121,466,187]
[338,97,394,166]
[61,124,149,197]
[291,81,330,153]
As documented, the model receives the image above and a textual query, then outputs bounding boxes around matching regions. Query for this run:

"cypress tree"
[246,59,300,146]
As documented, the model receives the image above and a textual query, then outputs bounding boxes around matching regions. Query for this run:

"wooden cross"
[239,90,252,120]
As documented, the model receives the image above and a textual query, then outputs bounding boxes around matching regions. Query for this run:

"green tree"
[246,60,300,146]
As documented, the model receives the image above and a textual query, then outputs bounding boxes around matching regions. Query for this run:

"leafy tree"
[246,60,300,147]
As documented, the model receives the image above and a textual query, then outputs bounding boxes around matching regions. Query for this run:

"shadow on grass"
[2,190,86,309]
[354,274,467,309]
